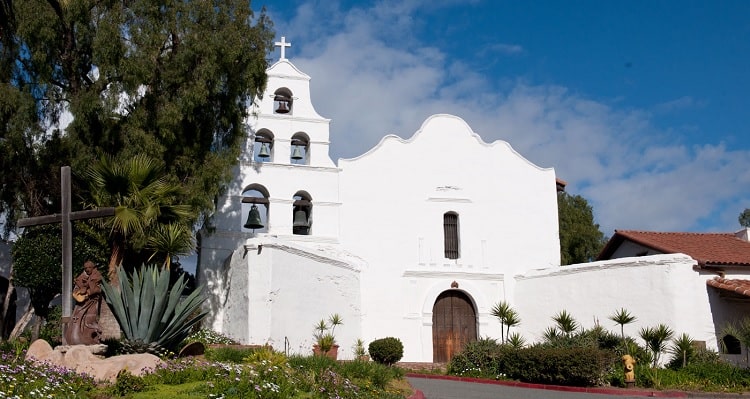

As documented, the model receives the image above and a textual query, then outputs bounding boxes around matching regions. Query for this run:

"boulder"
[25,339,163,383]
[25,339,53,361]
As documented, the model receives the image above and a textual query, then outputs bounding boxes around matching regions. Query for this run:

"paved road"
[406,377,724,399]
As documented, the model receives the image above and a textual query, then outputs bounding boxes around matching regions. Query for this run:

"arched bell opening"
[254,129,274,163]
[292,191,312,235]
[432,289,477,363]
[242,185,270,233]
[273,87,293,115]
[290,132,309,165]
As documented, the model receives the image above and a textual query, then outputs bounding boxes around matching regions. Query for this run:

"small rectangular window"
[444,212,460,259]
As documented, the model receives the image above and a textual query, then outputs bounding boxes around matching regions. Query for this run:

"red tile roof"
[597,230,750,267]
[706,277,750,298]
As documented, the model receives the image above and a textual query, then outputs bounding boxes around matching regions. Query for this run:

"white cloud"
[487,43,524,55]
[271,1,750,235]
[653,96,705,114]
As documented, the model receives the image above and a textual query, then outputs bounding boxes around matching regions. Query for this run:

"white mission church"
[196,37,750,363]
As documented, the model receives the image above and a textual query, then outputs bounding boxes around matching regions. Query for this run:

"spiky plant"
[542,326,561,342]
[491,301,520,344]
[639,324,674,368]
[669,333,695,368]
[552,310,579,337]
[506,332,526,349]
[609,308,637,339]
[102,265,207,356]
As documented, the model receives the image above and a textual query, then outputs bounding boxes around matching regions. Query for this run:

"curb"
[407,389,425,399]
[405,373,689,397]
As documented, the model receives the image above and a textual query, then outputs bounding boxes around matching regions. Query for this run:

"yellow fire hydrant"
[622,354,636,387]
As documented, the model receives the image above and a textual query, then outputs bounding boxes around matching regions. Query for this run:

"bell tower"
[232,36,340,240]
[242,36,336,168]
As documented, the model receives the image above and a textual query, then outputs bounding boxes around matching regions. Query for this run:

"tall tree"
[558,192,607,265]
[739,209,750,228]
[0,0,274,238]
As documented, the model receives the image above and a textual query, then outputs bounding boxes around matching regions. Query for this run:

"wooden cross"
[275,36,291,60]
[16,166,114,344]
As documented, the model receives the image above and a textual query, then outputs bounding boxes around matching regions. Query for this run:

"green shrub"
[109,370,146,396]
[368,337,404,365]
[448,337,506,378]
[503,345,615,386]
[39,305,62,346]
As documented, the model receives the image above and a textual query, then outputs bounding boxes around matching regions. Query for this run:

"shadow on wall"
[706,283,750,366]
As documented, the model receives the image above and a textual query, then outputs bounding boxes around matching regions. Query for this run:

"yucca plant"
[609,308,637,339]
[552,310,579,337]
[668,333,695,368]
[102,265,207,356]
[490,301,521,344]
[506,332,526,349]
[639,324,674,368]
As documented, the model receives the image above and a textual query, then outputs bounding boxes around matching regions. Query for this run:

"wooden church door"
[432,290,477,363]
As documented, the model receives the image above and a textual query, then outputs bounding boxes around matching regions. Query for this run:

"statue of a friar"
[64,260,103,345]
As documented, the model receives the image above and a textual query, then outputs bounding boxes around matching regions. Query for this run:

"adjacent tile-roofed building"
[597,229,750,268]
[706,277,750,299]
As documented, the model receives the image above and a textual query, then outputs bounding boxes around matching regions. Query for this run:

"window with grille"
[444,212,460,259]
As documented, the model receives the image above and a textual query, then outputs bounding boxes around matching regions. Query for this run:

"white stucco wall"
[203,236,363,358]
[336,114,560,361]
[514,254,720,350]
[338,114,560,277]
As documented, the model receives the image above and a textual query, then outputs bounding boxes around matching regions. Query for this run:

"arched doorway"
[432,290,477,363]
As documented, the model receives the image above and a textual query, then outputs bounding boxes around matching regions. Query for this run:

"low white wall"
[203,237,362,358]
[514,254,718,350]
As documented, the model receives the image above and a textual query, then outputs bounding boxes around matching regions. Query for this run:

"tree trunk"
[0,279,15,340]
[108,243,124,285]
[31,315,42,341]
[9,306,33,340]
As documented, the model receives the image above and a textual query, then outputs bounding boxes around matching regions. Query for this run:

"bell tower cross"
[275,36,291,60]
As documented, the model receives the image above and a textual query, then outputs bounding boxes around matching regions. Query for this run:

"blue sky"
[259,0,750,236]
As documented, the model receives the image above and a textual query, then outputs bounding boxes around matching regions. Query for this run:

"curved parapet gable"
[340,114,554,173]
[338,112,562,276]
[258,60,327,120]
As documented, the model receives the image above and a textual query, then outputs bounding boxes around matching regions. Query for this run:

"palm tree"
[85,155,194,282]
[146,222,195,270]
[491,301,520,344]
[609,308,637,339]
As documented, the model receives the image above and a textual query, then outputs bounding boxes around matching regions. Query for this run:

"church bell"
[274,95,291,114]
[291,145,304,160]
[292,210,309,227]
[244,204,264,230]
[258,142,270,159]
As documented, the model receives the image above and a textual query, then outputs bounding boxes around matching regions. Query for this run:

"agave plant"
[102,265,207,356]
